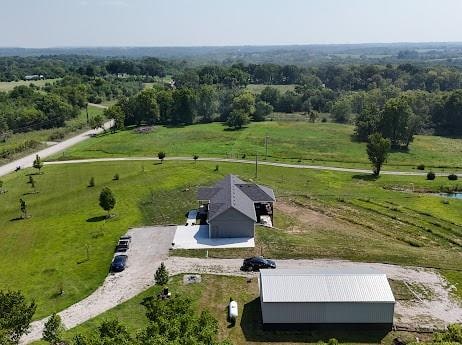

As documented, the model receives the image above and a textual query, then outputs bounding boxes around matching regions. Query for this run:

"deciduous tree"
[0,290,36,344]
[99,187,116,218]
[366,133,391,176]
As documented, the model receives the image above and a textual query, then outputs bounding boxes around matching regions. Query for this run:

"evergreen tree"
[33,155,43,174]
[154,262,169,286]
[42,313,63,345]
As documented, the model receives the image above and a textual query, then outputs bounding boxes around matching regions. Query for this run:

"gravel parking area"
[21,240,462,343]
[21,226,175,344]
[166,257,462,329]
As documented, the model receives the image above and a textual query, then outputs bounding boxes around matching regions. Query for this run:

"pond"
[437,192,462,199]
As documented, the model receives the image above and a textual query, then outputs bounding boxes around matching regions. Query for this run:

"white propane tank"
[229,300,238,320]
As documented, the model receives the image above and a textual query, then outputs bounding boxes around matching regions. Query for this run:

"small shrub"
[193,155,199,162]
[321,118,327,123]
[427,171,436,180]
[214,164,219,172]
[241,154,246,159]
[157,151,166,163]
[417,164,425,170]
[441,199,450,205]
[48,131,66,141]
[88,177,95,187]
[113,173,119,180]
[448,174,458,181]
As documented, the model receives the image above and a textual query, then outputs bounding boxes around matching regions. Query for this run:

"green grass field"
[32,275,420,345]
[2,160,462,320]
[0,79,60,92]
[52,121,462,172]
[0,105,104,165]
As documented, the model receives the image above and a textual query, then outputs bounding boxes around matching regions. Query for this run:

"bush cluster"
[427,171,436,180]
[448,174,458,181]
[0,140,40,159]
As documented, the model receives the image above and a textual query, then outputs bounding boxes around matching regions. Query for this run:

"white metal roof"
[260,269,395,303]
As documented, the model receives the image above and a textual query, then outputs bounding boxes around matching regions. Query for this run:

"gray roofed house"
[259,268,395,327]
[197,174,275,238]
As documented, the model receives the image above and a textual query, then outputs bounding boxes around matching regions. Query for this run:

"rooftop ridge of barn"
[259,268,396,304]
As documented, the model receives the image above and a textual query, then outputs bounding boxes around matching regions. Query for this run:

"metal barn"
[259,269,395,327]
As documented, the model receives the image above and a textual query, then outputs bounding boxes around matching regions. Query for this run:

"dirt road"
[0,108,111,178]
[45,156,462,177]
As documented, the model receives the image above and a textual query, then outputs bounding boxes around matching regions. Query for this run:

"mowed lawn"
[33,275,415,345]
[53,121,462,171]
[0,79,60,92]
[2,160,462,320]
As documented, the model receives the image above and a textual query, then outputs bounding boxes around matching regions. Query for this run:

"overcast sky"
[1,0,461,47]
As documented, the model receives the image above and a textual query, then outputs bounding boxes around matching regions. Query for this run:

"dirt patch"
[274,199,372,237]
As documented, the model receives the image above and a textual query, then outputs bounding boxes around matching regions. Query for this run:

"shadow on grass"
[240,298,390,343]
[86,215,107,223]
[352,174,380,181]
[223,126,248,132]
[10,217,24,222]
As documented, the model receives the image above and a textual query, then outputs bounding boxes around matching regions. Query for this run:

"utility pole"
[255,152,258,178]
[86,103,89,124]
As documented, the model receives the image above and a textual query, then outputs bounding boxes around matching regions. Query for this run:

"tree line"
[105,84,273,130]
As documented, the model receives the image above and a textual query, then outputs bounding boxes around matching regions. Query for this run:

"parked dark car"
[115,240,130,252]
[120,235,132,242]
[111,255,128,272]
[241,256,276,271]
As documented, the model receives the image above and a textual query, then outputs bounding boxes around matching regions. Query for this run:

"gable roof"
[260,269,395,303]
[197,174,275,222]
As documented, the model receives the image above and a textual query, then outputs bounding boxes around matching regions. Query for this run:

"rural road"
[45,156,461,177]
[0,116,112,178]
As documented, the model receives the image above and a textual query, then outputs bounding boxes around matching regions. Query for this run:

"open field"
[0,79,60,92]
[31,274,430,345]
[2,160,462,320]
[0,105,104,165]
[51,121,462,172]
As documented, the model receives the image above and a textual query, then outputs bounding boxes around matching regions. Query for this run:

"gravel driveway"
[21,246,462,343]
[166,257,462,329]
[21,226,175,344]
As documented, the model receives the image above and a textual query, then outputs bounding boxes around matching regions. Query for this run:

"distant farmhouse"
[197,174,275,238]
[24,74,44,81]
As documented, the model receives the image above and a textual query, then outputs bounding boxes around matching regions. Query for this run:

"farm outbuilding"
[259,269,395,328]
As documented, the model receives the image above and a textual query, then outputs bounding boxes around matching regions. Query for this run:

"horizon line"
[2,41,462,50]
